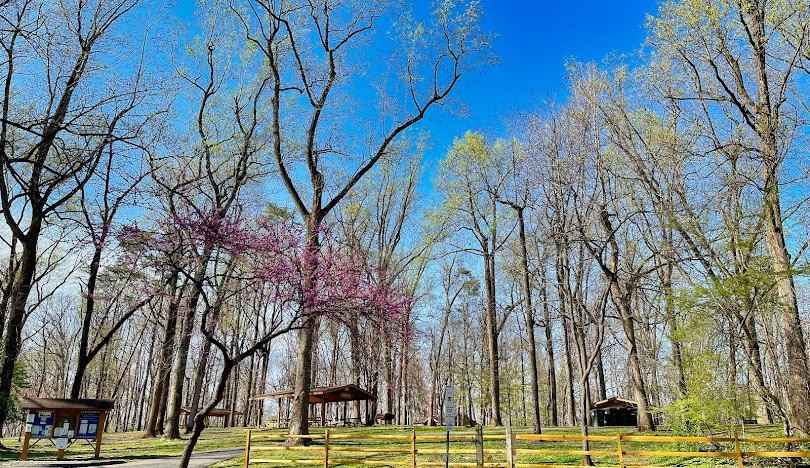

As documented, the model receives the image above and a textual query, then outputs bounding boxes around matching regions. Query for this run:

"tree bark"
[540,265,559,427]
[514,207,541,433]
[0,234,38,427]
[186,278,230,433]
[482,247,502,426]
[595,349,607,402]
[616,296,655,431]
[179,361,235,468]
[561,317,576,426]
[70,246,103,398]
[287,317,316,442]
[762,159,810,433]
[142,273,182,438]
[164,248,212,439]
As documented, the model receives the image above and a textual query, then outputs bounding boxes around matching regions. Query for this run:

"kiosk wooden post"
[94,411,106,458]
[20,432,31,461]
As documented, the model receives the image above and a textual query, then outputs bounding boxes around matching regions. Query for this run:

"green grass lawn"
[0,424,801,467]
[0,426,248,462]
[212,424,802,467]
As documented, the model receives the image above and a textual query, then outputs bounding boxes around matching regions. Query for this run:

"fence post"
[734,431,744,468]
[505,425,516,468]
[324,429,330,468]
[616,434,625,468]
[475,424,484,468]
[411,429,417,468]
[243,429,252,468]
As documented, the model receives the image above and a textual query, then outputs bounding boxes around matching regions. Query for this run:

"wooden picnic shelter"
[179,407,243,427]
[590,397,638,427]
[255,384,376,427]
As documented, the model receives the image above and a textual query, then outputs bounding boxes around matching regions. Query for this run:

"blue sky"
[413,0,657,189]
[168,0,658,196]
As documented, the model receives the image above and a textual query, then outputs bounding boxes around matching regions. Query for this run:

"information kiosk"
[19,397,113,461]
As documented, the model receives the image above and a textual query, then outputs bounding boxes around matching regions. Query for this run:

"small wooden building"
[590,397,638,427]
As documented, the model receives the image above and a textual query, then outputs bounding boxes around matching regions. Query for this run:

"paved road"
[111,448,243,467]
[1,448,244,468]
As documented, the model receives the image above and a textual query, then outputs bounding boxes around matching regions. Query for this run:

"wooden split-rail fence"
[241,426,810,467]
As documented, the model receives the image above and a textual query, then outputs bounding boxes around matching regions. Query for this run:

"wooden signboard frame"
[19,397,112,461]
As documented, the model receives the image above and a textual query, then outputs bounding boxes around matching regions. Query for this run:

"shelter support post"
[321,402,326,426]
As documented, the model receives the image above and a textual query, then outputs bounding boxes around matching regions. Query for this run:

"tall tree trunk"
[615,294,655,431]
[483,247,502,426]
[579,377,594,466]
[244,318,260,427]
[186,339,213,432]
[165,248,212,439]
[258,348,269,425]
[595,349,607,402]
[71,246,103,398]
[738,312,776,423]
[186,280,231,433]
[385,340,394,416]
[562,317,576,426]
[597,209,655,431]
[540,265,558,426]
[287,217,322,443]
[0,237,18,339]
[762,156,810,434]
[137,327,157,431]
[514,207,541,433]
[142,273,181,438]
[0,232,39,432]
[179,360,235,468]
[661,262,687,398]
[746,4,810,433]
[287,317,316,441]
[349,316,362,421]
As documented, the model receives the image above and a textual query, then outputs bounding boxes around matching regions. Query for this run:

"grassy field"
[0,424,802,466]
[0,427,247,462]
[214,424,803,467]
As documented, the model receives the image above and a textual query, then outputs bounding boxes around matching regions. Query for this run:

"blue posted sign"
[76,412,100,439]
[26,411,54,438]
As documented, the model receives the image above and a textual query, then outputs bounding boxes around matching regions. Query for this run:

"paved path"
[0,448,244,468]
[110,448,243,467]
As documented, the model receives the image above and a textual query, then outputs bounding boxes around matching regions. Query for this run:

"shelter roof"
[180,407,241,417]
[255,384,376,404]
[20,397,114,412]
[591,397,638,410]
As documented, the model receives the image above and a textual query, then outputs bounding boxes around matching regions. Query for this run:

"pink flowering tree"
[175,213,410,467]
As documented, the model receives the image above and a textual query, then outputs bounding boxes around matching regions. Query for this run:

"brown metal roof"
[591,397,637,410]
[180,407,242,417]
[254,384,376,403]
[20,397,114,411]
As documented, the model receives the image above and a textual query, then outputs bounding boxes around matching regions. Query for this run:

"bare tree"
[651,0,810,434]
[0,0,148,429]
[229,0,486,441]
